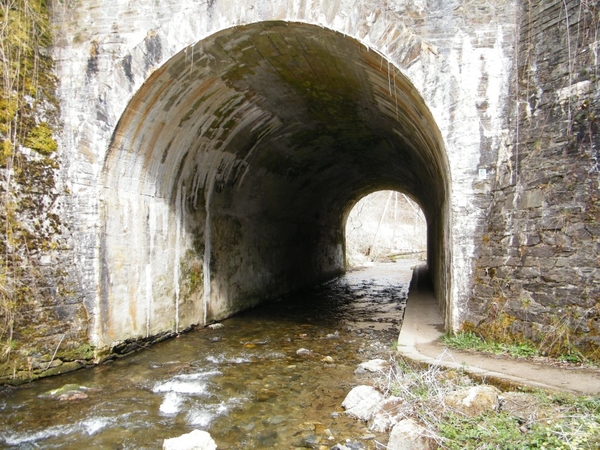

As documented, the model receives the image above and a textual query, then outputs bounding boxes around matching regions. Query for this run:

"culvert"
[99,21,450,347]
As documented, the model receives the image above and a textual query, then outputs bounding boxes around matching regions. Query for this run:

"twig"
[44,333,65,370]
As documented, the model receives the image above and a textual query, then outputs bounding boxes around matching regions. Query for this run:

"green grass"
[438,391,600,449]
[377,357,600,450]
[442,331,539,358]
[439,408,600,449]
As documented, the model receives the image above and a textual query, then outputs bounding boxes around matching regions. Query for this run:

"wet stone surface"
[0,262,414,449]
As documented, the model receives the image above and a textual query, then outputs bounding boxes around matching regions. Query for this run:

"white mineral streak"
[174,179,185,333]
[146,203,156,337]
[203,175,214,327]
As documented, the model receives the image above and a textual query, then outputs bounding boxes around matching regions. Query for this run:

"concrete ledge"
[397,265,600,395]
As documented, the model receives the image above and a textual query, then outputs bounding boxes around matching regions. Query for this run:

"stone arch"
[97,20,451,346]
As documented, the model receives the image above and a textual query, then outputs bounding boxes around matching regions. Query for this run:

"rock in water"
[162,430,217,450]
[341,385,384,421]
[355,359,389,373]
[38,384,89,401]
[296,348,313,356]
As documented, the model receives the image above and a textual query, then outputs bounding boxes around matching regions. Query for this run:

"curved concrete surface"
[98,22,450,345]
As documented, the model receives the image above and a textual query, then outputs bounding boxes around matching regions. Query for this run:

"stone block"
[520,232,541,246]
[584,223,600,236]
[521,245,555,258]
[511,301,549,323]
[530,291,556,307]
[514,266,541,279]
[473,284,495,297]
[520,189,545,209]
[542,269,578,284]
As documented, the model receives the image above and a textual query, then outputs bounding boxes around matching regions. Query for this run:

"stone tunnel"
[100,21,450,344]
[52,0,518,352]
[4,0,597,378]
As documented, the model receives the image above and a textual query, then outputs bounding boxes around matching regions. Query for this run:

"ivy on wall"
[0,0,61,361]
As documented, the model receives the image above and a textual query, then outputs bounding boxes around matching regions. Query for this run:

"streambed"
[0,261,415,449]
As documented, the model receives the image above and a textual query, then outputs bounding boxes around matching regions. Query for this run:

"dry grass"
[367,353,600,449]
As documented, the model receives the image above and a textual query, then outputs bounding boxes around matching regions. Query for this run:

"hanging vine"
[0,0,60,361]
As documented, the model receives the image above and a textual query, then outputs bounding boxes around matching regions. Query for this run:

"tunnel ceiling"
[106,21,447,225]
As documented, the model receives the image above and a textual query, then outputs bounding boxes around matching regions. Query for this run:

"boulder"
[443,385,501,416]
[162,430,217,450]
[369,396,404,432]
[342,385,384,421]
[387,418,437,450]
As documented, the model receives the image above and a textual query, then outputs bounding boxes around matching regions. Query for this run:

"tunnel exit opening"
[98,21,453,349]
[344,190,427,268]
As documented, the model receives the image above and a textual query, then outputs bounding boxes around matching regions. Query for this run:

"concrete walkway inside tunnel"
[398,266,600,395]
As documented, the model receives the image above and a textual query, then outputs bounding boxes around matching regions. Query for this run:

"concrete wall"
[47,0,516,351]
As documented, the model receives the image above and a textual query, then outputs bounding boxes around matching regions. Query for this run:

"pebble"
[296,348,313,356]
[264,415,286,425]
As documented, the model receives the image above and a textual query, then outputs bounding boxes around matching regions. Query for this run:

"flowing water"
[0,261,417,449]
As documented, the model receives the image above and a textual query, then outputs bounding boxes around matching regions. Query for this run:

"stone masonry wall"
[468,0,600,360]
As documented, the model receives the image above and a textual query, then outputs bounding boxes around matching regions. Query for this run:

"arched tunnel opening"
[344,190,427,267]
[99,21,451,347]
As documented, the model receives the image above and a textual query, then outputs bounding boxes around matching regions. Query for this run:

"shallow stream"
[0,261,416,449]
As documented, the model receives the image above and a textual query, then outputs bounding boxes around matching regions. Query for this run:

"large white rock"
[162,430,217,450]
[341,385,384,421]
[355,359,389,373]
[387,418,437,450]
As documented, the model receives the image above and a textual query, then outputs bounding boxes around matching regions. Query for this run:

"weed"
[441,331,539,359]
[439,411,569,449]
[370,357,600,449]
[0,0,62,364]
